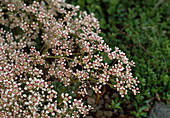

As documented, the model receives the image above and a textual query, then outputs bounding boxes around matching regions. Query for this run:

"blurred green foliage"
[109,95,123,112]
[67,0,169,116]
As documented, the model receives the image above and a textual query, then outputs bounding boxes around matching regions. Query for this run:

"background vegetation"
[66,0,169,117]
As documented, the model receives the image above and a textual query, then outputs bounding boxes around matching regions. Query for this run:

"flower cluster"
[0,27,91,117]
[0,0,139,117]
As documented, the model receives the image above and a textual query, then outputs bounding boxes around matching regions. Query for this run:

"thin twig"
[164,58,169,73]
[153,0,164,11]
[138,43,147,52]
[95,85,106,104]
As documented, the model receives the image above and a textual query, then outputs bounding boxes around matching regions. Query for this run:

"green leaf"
[139,104,150,112]
[95,5,103,16]
[134,101,138,110]
[143,99,151,104]
[102,0,110,2]
[99,18,107,29]
[107,0,119,15]
[86,0,93,4]
[163,74,169,86]
[107,6,116,15]
[131,111,137,115]
[115,104,122,110]
[77,0,85,6]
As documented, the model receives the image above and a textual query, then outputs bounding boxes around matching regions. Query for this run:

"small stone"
[124,100,130,104]
[92,94,96,99]
[127,104,133,110]
[112,114,117,118]
[111,93,118,99]
[87,89,93,96]
[129,116,135,118]
[118,109,124,114]
[95,104,103,111]
[86,116,93,118]
[96,110,103,118]
[119,114,125,118]
[106,99,112,104]
[104,94,109,100]
[103,111,113,118]
[90,109,96,113]
[92,104,97,108]
[147,101,170,118]
[98,98,104,105]
[87,97,95,105]
[112,111,119,116]
[106,91,110,95]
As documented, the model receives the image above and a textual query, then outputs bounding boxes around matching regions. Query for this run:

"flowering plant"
[0,0,139,117]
